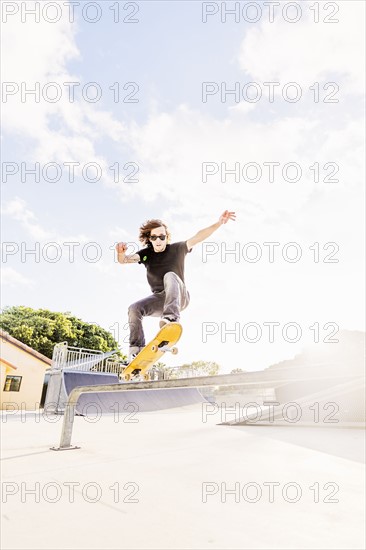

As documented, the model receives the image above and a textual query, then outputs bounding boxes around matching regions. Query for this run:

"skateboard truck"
[151,344,178,355]
[151,340,178,355]
[124,369,149,382]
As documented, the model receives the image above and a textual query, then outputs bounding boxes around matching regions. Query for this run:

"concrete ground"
[1,404,365,550]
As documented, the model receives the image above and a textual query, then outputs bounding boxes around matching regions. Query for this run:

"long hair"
[138,219,171,247]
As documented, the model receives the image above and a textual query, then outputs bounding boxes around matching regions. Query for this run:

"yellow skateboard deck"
[123,322,183,381]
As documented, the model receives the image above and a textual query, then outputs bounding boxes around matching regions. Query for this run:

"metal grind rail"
[49,366,358,450]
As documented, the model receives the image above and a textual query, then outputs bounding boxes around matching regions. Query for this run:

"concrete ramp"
[63,371,205,414]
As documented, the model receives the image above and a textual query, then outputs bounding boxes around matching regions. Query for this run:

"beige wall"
[0,340,49,411]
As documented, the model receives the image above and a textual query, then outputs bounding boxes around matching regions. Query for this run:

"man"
[116,210,236,360]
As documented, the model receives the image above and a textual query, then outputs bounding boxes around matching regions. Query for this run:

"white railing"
[51,342,123,373]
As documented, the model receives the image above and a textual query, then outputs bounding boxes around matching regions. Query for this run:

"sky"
[1,0,365,373]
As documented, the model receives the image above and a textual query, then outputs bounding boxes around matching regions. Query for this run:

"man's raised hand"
[116,242,128,254]
[219,210,236,225]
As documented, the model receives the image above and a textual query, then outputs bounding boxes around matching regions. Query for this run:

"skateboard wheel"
[171,347,178,355]
[151,345,158,353]
[143,374,149,381]
[124,374,131,381]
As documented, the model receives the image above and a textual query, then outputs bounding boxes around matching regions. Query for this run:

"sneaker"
[131,368,141,377]
[159,317,174,329]
[128,347,141,364]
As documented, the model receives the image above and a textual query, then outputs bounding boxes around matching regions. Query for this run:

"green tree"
[0,306,123,359]
[165,360,220,379]
[152,361,166,371]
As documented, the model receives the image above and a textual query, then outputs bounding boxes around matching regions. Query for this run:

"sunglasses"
[149,234,166,241]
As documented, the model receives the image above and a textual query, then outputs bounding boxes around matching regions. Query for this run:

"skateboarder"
[116,210,236,361]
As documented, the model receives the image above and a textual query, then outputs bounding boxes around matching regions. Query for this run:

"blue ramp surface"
[63,371,205,414]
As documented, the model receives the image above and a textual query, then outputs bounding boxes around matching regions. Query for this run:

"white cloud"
[1,197,89,243]
[228,102,256,115]
[1,267,34,288]
[2,5,124,190]
[237,1,364,92]
[1,198,50,240]
[109,226,138,243]
[2,4,79,136]
[116,105,363,230]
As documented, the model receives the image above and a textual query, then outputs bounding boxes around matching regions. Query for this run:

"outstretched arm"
[186,210,236,250]
[115,242,140,264]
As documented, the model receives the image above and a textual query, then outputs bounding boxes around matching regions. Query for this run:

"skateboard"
[123,322,183,381]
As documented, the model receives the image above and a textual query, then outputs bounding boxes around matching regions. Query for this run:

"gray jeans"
[128,271,190,353]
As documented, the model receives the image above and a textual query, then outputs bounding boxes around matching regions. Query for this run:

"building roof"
[0,358,18,370]
[0,329,52,366]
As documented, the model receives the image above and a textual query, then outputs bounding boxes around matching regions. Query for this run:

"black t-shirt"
[137,241,191,293]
